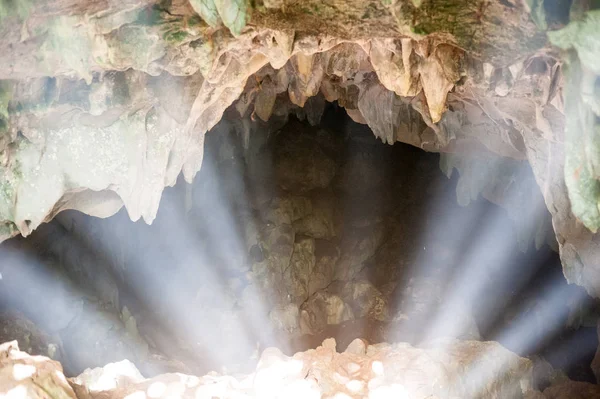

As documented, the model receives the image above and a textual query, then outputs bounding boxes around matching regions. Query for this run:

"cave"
[1,0,600,398]
[1,102,600,397]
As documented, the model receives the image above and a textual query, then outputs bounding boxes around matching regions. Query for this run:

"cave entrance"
[0,104,596,384]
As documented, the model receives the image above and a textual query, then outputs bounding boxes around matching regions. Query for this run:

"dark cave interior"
[0,103,597,387]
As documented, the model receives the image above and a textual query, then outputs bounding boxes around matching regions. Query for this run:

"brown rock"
[0,341,76,399]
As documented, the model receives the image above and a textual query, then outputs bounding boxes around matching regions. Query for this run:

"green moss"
[549,10,600,74]
[163,29,189,43]
[411,24,429,35]
[189,0,251,36]
[549,10,600,232]
[403,1,475,40]
[392,0,547,63]
[561,53,600,232]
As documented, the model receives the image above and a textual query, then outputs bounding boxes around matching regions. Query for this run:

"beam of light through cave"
[0,243,150,374]
[2,102,597,397]
[45,125,284,373]
[418,162,553,345]
[378,153,582,396]
[385,156,507,343]
[491,274,588,355]
[387,171,489,337]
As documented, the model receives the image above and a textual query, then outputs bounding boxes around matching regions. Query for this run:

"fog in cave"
[1,104,598,393]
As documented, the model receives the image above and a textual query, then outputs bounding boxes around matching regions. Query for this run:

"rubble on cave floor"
[3,337,600,399]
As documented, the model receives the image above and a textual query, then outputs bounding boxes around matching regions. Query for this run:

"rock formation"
[2,1,600,394]
[3,338,600,399]
[0,0,598,299]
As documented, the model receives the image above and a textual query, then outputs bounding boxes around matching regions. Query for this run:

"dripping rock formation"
[0,0,599,299]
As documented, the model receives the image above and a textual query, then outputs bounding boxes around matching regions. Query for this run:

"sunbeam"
[1,2,599,395]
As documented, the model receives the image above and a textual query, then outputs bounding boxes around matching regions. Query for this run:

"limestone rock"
[273,123,337,193]
[69,360,144,396]
[5,336,568,399]
[335,223,385,281]
[344,339,367,356]
[263,195,312,226]
[342,281,388,321]
[0,341,76,399]
[293,190,338,240]
[302,291,355,333]
[308,240,339,297]
[0,0,598,307]
[269,303,300,332]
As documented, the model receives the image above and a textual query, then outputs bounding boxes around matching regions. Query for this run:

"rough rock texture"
[0,340,76,399]
[70,360,145,396]
[6,338,540,399]
[0,0,597,300]
[4,338,600,399]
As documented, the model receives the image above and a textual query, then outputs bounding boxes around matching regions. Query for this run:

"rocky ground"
[3,337,600,399]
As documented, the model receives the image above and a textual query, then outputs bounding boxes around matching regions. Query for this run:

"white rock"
[257,347,288,369]
[72,359,145,393]
[344,338,367,355]
[344,362,361,375]
[371,361,384,376]
[332,393,353,399]
[333,372,349,384]
[321,338,337,351]
[346,379,365,392]
[369,384,411,399]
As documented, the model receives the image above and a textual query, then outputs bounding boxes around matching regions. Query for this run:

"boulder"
[0,341,76,399]
[69,360,144,397]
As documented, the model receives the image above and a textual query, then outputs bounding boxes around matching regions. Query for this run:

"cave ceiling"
[0,0,599,296]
